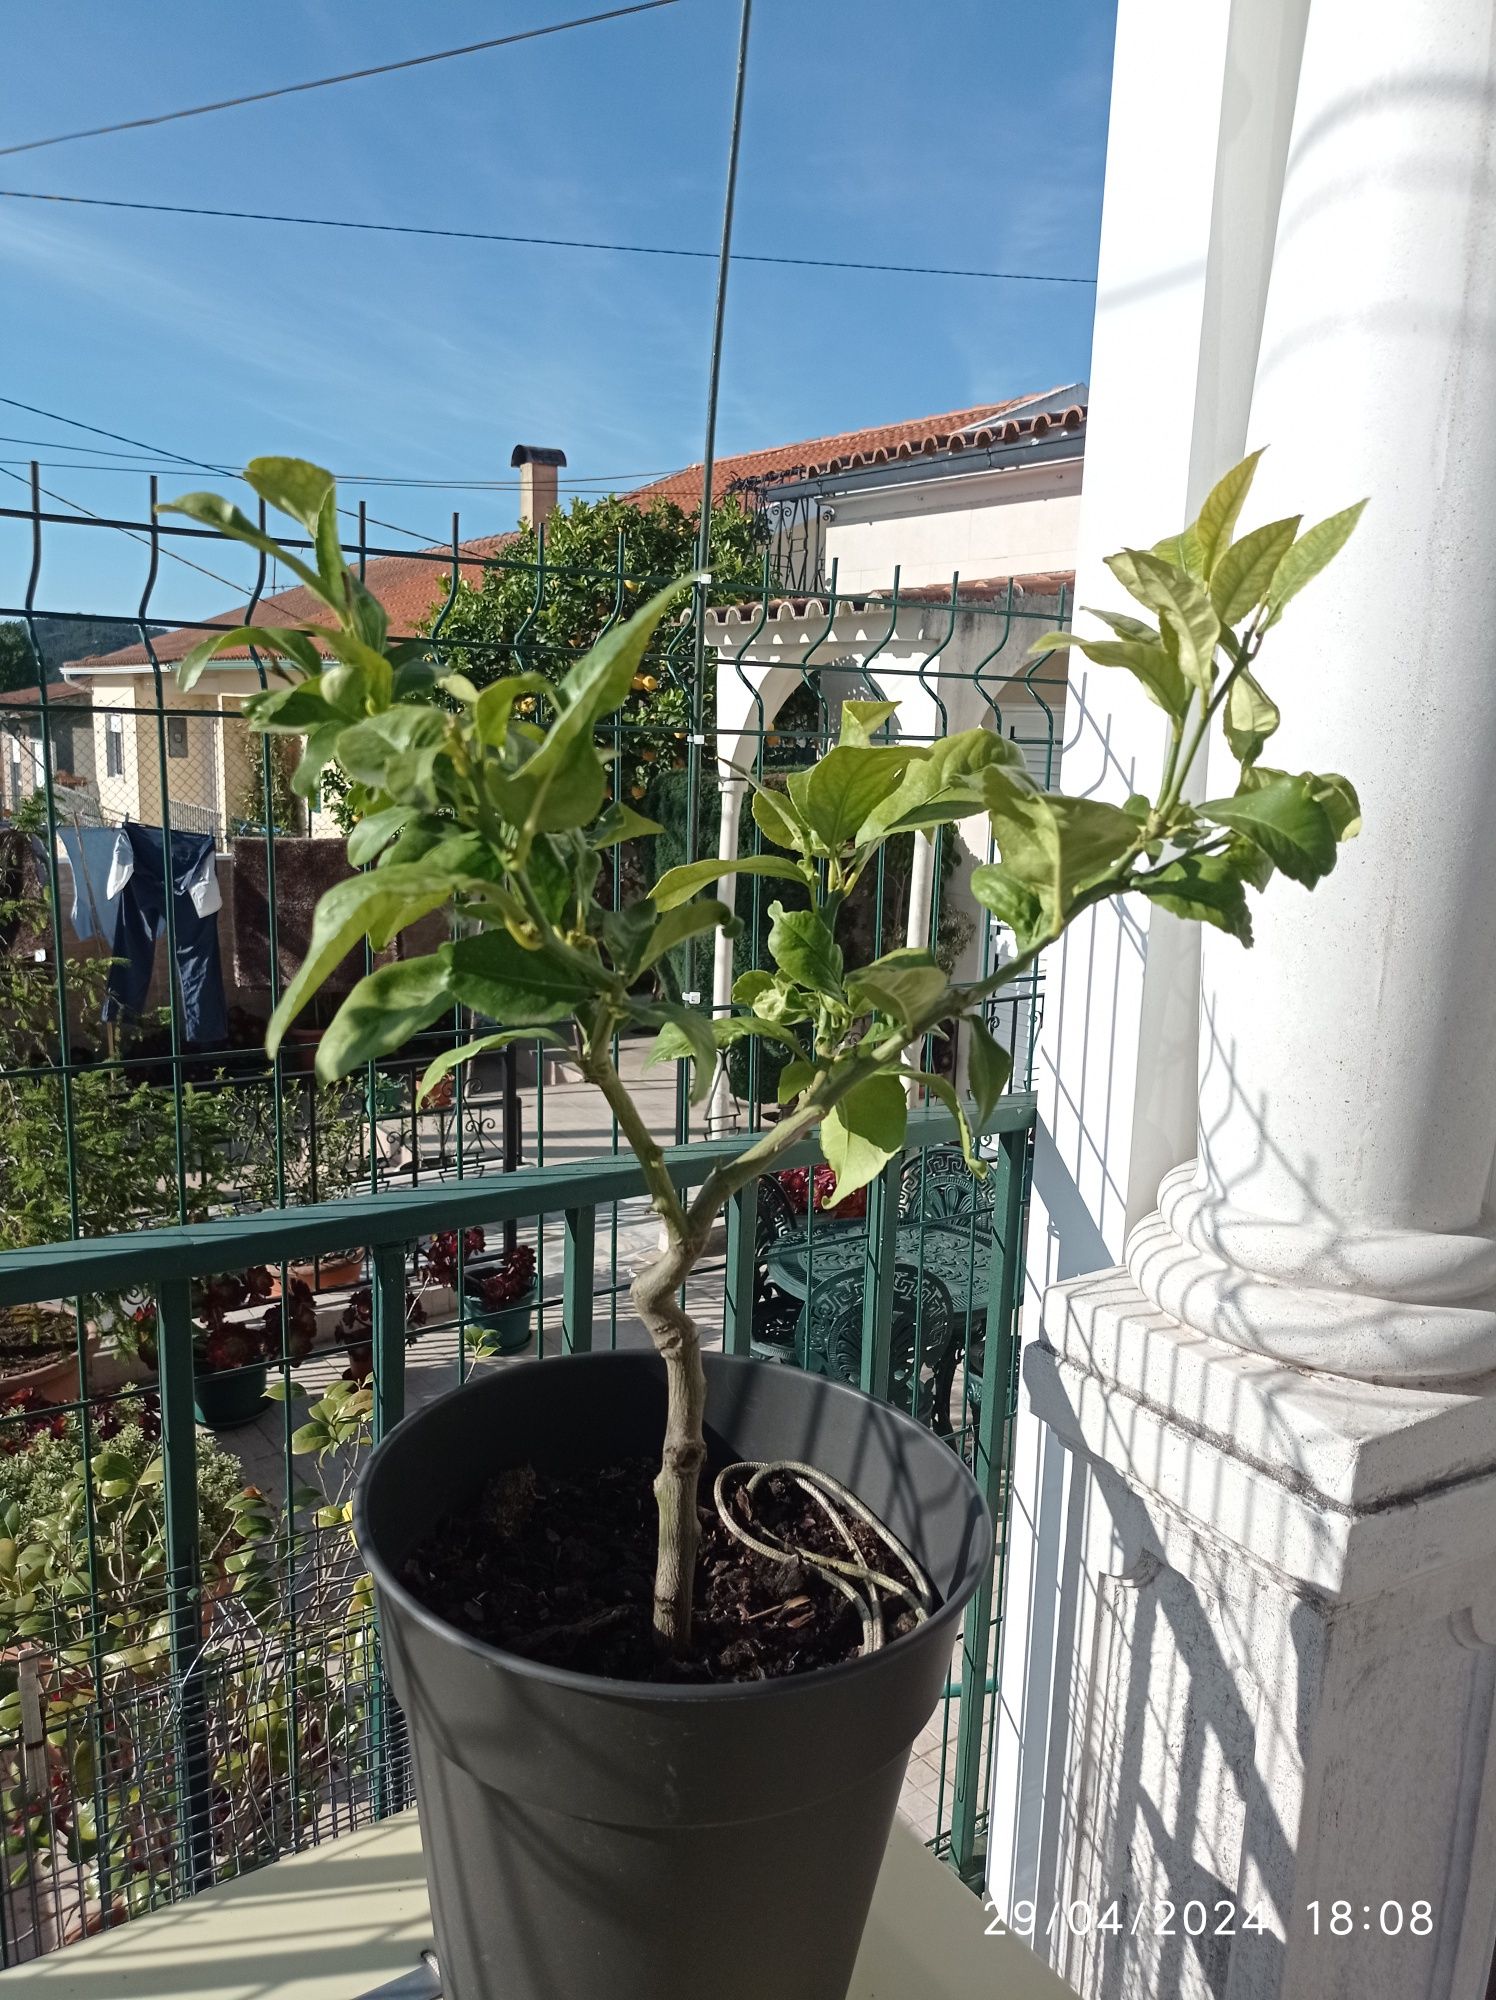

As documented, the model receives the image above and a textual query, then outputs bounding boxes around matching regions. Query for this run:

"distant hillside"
[31,617,167,674]
[0,617,168,689]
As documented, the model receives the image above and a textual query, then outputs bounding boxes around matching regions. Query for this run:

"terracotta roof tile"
[634,392,1084,507]
[705,573,1074,625]
[70,390,1084,673]
[71,534,519,670]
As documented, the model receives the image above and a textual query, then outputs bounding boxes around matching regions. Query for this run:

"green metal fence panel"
[0,473,1067,1964]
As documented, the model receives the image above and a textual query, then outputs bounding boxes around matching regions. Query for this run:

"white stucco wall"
[821,459,1083,594]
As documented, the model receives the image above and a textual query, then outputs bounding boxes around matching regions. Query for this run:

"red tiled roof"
[0,681,89,707]
[635,391,1084,507]
[71,534,520,671]
[71,390,1083,673]
[705,573,1074,626]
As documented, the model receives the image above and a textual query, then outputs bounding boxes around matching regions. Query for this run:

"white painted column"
[1132,0,1496,1387]
[991,0,1311,1926]
[1000,6,1496,1994]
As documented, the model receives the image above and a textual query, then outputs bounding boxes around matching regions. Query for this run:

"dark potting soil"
[400,1457,928,1684]
[0,1306,74,1379]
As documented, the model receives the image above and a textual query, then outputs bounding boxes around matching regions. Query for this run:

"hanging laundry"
[104,825,228,1046]
[57,824,131,943]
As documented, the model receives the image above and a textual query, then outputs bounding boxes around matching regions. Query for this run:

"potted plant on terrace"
[167,453,1363,2000]
[416,1227,537,1353]
[121,1268,318,1429]
[464,1241,538,1356]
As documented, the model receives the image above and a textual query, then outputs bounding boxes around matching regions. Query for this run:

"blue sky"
[0,0,1115,625]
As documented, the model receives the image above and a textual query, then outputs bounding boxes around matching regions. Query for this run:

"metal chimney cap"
[510,444,568,468]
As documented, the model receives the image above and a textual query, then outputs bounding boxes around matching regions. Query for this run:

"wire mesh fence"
[0,475,1067,1962]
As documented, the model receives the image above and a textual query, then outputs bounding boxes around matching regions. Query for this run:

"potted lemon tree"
[168,453,1362,2000]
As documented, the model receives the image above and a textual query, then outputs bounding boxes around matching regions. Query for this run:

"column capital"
[1038,1265,1496,1603]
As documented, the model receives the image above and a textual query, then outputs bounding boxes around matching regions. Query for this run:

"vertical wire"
[681,0,753,1160]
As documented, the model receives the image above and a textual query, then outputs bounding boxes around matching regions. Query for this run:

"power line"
[0,3,682,159]
[0,187,1097,285]
[0,456,677,489]
[0,396,441,550]
[0,463,260,597]
[0,434,677,487]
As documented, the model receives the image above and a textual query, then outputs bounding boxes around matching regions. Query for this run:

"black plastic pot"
[356,1351,991,2000]
[192,1359,268,1429]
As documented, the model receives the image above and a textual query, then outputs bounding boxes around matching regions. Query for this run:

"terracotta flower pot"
[0,1306,97,1402]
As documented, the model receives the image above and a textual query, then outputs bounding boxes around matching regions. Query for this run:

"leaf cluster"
[166,452,1363,1214]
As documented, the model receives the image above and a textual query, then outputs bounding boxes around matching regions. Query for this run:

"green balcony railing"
[0,1094,1034,1968]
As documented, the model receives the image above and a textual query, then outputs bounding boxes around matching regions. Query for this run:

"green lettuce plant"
[165,450,1363,1653]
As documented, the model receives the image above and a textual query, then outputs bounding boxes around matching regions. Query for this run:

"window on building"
[105,712,124,778]
[165,714,189,760]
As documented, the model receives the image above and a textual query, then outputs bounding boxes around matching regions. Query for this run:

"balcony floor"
[1,1811,1070,1999]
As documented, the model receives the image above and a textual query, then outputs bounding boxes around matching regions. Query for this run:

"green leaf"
[346,805,416,867]
[1266,500,1368,623]
[158,491,325,598]
[1199,774,1337,887]
[313,492,349,612]
[792,743,918,849]
[1223,669,1280,769]
[732,969,774,1004]
[416,1028,561,1105]
[1133,852,1254,945]
[858,727,1023,840]
[650,854,802,911]
[1307,771,1362,841]
[266,866,453,1057]
[905,1070,982,1174]
[1107,550,1221,696]
[767,901,844,996]
[591,801,664,848]
[643,1003,717,1104]
[637,898,736,975]
[1209,515,1300,624]
[1192,450,1264,575]
[176,624,324,693]
[981,771,1139,927]
[647,1010,803,1069]
[967,1017,1012,1125]
[847,951,952,1032]
[448,928,600,1022]
[292,721,346,800]
[314,956,455,1083]
[968,864,1046,949]
[473,673,551,749]
[242,679,342,734]
[1081,606,1158,645]
[501,578,694,835]
[242,456,336,536]
[1028,631,1188,720]
[335,708,448,806]
[1149,527,1204,575]
[777,1057,815,1103]
[750,786,806,852]
[838,699,900,746]
[602,902,658,975]
[820,1074,907,1207]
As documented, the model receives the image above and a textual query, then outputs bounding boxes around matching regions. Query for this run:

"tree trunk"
[631,1228,709,1652]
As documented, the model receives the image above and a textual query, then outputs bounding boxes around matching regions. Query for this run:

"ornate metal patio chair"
[897,1144,994,1226]
[801,1265,961,1434]
[748,1174,806,1362]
